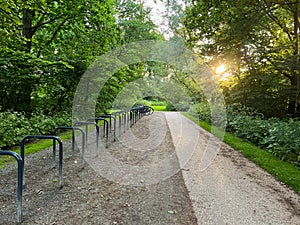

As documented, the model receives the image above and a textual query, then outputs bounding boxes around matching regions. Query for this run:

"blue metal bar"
[119,112,122,136]
[74,122,99,156]
[0,150,23,223]
[129,110,133,127]
[123,111,127,133]
[87,118,109,148]
[111,114,117,141]
[113,111,122,137]
[20,135,63,188]
[126,110,130,130]
[99,114,115,133]
[53,126,86,169]
[111,112,118,140]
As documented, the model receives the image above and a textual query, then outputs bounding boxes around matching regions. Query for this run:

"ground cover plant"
[0,111,72,149]
[188,103,300,167]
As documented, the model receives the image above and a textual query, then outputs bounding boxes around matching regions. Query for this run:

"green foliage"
[0,0,118,114]
[183,0,300,117]
[115,0,163,43]
[0,111,71,148]
[151,105,166,111]
[148,100,167,106]
[226,104,300,165]
[166,102,190,111]
[166,103,176,111]
[188,102,211,122]
[190,102,300,165]
[0,47,75,113]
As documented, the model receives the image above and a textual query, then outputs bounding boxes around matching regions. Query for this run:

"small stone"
[167,210,176,214]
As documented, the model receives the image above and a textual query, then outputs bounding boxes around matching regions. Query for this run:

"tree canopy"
[0,0,163,114]
[183,0,300,117]
[1,0,300,118]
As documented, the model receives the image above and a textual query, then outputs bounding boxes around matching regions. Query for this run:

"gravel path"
[0,111,299,225]
[165,112,300,225]
[0,112,196,224]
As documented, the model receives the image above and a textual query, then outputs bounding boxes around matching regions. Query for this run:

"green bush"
[188,102,211,123]
[0,111,71,148]
[190,102,300,166]
[226,104,300,165]
[166,102,190,111]
[166,103,176,111]
[150,100,167,106]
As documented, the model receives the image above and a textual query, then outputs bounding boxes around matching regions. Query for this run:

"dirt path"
[0,112,299,225]
[0,112,197,224]
[165,112,300,225]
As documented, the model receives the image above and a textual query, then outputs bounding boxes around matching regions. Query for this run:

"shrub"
[189,102,300,165]
[226,104,300,165]
[187,102,211,123]
[0,111,72,148]
[166,103,176,111]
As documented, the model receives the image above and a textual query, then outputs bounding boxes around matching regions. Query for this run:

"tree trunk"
[287,75,299,117]
[287,9,300,117]
[21,3,35,111]
[22,7,34,52]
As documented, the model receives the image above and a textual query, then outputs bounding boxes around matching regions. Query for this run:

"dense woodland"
[183,0,300,118]
[0,0,299,166]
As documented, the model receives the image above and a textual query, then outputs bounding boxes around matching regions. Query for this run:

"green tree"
[115,0,163,43]
[0,0,118,113]
[94,0,165,114]
[183,0,300,117]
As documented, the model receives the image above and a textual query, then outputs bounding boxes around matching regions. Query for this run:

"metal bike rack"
[20,135,63,188]
[53,126,86,169]
[99,114,116,141]
[98,114,113,132]
[124,110,128,130]
[123,111,128,133]
[130,106,141,126]
[129,110,134,127]
[87,118,109,148]
[112,111,123,137]
[0,150,23,223]
[130,105,153,125]
[74,121,99,156]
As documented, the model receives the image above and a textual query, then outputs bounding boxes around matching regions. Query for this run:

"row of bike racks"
[0,105,153,223]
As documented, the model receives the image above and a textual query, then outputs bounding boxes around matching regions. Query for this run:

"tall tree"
[115,0,162,43]
[183,0,300,117]
[0,0,118,113]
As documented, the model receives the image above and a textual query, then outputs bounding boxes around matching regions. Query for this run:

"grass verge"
[0,131,74,169]
[152,105,166,111]
[182,112,300,193]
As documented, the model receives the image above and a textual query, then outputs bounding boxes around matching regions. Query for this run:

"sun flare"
[215,64,226,74]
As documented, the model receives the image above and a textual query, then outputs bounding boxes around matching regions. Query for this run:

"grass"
[0,131,74,169]
[152,105,167,111]
[0,120,109,169]
[182,112,300,193]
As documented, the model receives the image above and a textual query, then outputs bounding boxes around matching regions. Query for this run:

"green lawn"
[152,105,166,111]
[0,131,73,169]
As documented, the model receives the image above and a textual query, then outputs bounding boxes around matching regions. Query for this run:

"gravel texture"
[165,112,300,225]
[0,112,197,225]
[0,111,299,225]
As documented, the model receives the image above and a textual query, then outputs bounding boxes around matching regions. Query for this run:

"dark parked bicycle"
[141,105,154,116]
